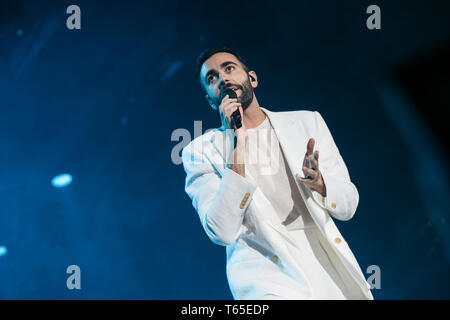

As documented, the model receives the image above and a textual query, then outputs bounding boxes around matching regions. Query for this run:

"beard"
[216,76,254,110]
[237,76,254,110]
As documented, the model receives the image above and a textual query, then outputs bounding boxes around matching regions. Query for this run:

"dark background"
[0,0,449,299]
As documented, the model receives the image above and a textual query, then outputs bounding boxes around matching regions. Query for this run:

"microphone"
[219,87,242,129]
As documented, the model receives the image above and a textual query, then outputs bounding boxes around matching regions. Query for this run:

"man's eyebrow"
[219,61,238,69]
[203,61,239,82]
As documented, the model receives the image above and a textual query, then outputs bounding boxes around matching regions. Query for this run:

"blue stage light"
[0,246,7,257]
[51,173,73,188]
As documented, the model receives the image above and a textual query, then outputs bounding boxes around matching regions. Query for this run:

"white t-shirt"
[245,115,316,231]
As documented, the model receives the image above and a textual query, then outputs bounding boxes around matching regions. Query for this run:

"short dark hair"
[195,47,250,80]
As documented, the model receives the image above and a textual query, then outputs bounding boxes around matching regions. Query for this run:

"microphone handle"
[231,110,242,150]
[231,110,242,129]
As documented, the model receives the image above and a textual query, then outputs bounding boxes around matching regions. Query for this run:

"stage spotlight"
[51,173,73,188]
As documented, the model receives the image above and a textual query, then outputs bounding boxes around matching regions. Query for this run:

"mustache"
[221,83,243,91]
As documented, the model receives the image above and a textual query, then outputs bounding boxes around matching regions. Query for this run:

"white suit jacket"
[182,107,374,300]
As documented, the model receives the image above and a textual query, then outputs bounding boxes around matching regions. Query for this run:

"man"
[181,47,373,300]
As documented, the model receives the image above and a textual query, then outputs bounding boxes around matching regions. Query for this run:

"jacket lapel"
[261,108,330,230]
[257,108,313,243]
[260,107,307,180]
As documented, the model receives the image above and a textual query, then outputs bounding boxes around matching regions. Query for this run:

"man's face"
[200,52,255,110]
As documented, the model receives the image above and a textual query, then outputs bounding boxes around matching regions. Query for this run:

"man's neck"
[242,97,266,129]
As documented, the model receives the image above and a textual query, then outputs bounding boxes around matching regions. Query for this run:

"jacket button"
[248,222,255,230]
[334,237,342,244]
[240,192,251,209]
[271,255,280,263]
[331,202,336,209]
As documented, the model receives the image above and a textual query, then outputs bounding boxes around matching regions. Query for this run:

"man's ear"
[248,70,258,88]
[205,94,217,110]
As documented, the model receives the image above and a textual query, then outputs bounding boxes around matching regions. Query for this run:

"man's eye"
[207,75,215,84]
[226,66,235,72]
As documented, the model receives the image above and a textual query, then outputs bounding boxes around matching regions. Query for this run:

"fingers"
[302,166,316,176]
[303,150,311,168]
[301,166,318,181]
[306,138,315,156]
[219,95,241,128]
[219,95,235,113]
[235,105,245,130]
[225,103,241,128]
[223,102,240,118]
[303,150,319,170]
[310,151,319,170]
[302,138,316,172]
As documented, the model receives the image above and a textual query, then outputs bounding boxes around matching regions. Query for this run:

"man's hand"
[298,138,327,197]
[219,94,247,177]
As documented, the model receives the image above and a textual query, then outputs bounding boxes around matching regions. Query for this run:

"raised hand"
[298,138,326,197]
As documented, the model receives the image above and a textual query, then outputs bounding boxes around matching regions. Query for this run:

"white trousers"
[267,226,368,300]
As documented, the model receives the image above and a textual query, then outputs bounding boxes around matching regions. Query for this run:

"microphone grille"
[220,88,237,100]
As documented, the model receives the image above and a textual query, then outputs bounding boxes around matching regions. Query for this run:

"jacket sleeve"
[313,111,359,221]
[182,140,258,246]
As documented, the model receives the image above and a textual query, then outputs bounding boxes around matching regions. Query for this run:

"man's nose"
[218,73,231,88]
